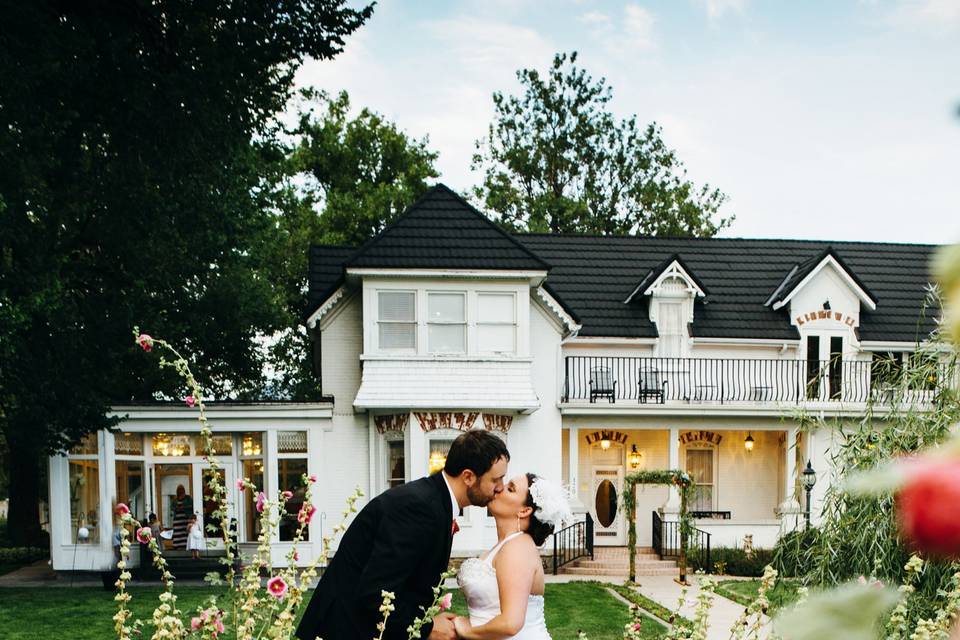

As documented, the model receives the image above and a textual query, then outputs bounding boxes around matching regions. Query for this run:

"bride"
[455,473,572,639]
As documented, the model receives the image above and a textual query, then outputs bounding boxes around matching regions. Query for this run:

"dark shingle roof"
[306,245,356,316]
[765,247,878,309]
[626,253,711,303]
[344,184,549,271]
[515,235,938,342]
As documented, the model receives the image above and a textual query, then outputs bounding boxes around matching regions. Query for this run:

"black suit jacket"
[296,473,454,640]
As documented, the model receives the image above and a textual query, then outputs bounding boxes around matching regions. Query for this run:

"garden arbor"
[622,469,694,583]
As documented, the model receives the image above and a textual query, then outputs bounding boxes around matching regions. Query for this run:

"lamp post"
[801,460,817,529]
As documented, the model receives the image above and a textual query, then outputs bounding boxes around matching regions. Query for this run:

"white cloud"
[623,5,657,49]
[886,0,960,34]
[424,17,554,73]
[698,0,748,19]
[580,4,657,55]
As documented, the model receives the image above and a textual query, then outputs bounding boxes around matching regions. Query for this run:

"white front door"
[194,463,235,548]
[591,466,625,545]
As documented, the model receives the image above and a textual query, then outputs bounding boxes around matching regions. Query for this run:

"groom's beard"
[466,484,494,508]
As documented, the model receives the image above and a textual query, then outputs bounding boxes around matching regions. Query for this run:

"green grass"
[610,583,693,628]
[0,581,667,639]
[715,579,801,613]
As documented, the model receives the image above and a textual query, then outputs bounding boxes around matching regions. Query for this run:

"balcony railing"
[562,356,942,405]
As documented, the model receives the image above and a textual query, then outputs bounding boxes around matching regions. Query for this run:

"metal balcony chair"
[589,367,617,403]
[638,367,668,404]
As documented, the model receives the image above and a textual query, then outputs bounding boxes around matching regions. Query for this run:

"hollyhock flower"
[255,492,266,514]
[236,478,245,492]
[298,504,316,524]
[184,395,195,408]
[633,623,642,630]
[212,617,225,636]
[897,459,960,558]
[281,490,293,500]
[439,593,453,611]
[267,576,288,599]
[137,334,153,352]
[116,503,130,515]
[292,551,299,561]
[136,527,151,544]
[190,617,203,631]
[308,474,317,483]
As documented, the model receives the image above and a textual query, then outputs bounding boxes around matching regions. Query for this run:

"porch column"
[778,427,802,531]
[662,427,681,517]
[567,427,586,513]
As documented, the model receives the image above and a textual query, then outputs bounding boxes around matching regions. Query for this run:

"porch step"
[558,546,678,577]
[573,559,678,571]
[561,565,678,577]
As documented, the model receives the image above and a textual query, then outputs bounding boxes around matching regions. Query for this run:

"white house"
[48,184,940,573]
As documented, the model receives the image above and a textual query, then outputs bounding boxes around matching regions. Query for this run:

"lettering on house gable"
[374,413,409,434]
[795,309,856,327]
[679,431,723,446]
[482,413,513,432]
[583,430,629,446]
[414,412,478,432]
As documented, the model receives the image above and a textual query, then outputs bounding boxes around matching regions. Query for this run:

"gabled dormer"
[625,255,708,356]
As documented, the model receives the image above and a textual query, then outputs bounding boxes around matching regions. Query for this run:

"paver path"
[628,574,773,640]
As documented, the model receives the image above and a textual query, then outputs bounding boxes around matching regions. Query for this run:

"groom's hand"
[428,612,457,640]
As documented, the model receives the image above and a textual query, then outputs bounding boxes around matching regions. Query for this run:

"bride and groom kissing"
[296,430,572,640]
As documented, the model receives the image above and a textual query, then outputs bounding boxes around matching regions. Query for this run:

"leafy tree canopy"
[0,0,371,543]
[472,52,733,236]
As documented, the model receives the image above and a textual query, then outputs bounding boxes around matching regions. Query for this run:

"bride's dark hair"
[524,473,555,546]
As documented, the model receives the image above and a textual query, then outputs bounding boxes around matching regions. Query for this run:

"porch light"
[428,450,447,474]
[600,438,612,450]
[744,432,755,451]
[627,445,643,469]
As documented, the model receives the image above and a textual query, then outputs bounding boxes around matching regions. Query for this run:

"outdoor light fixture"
[744,432,755,451]
[627,445,643,469]
[801,460,817,529]
[823,300,831,310]
[600,438,612,450]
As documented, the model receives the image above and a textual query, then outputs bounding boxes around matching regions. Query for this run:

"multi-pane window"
[387,440,405,488]
[277,431,309,541]
[240,433,264,542]
[478,293,516,354]
[378,291,417,350]
[686,448,714,512]
[116,461,145,522]
[68,433,100,544]
[427,293,466,353]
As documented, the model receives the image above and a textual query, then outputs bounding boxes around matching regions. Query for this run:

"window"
[428,293,466,353]
[193,434,233,455]
[829,336,843,399]
[428,439,454,475]
[152,433,191,457]
[68,433,101,544]
[277,431,309,541]
[240,433,264,542]
[685,448,714,512]
[387,440,405,488]
[658,302,684,357]
[378,291,416,350]
[478,293,516,354]
[806,336,821,399]
[115,461,145,521]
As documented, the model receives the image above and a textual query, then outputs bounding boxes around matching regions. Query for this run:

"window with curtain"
[685,448,714,512]
[378,291,416,350]
[427,293,466,353]
[478,293,516,354]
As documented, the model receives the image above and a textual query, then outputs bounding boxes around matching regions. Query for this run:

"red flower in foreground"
[267,576,288,599]
[136,527,152,544]
[116,503,130,516]
[897,459,960,559]
[137,334,153,352]
[184,395,195,408]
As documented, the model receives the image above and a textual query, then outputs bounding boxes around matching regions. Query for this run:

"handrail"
[551,513,593,575]
[652,510,712,573]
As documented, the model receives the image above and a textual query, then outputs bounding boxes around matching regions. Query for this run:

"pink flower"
[190,617,203,631]
[236,478,245,492]
[281,490,293,500]
[308,474,317,483]
[298,504,316,524]
[212,617,225,636]
[256,492,266,513]
[116,503,130,515]
[136,527,151,544]
[266,576,288,599]
[137,334,153,352]
[633,623,642,630]
[439,592,453,611]
[293,551,299,561]
[184,395,195,408]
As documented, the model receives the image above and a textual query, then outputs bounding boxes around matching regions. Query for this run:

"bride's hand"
[453,616,472,638]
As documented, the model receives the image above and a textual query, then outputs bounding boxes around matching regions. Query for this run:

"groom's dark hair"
[444,430,510,477]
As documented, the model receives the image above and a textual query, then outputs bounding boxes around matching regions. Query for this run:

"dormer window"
[427,292,466,353]
[378,291,417,351]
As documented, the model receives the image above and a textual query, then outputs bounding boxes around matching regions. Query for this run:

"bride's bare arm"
[454,537,541,640]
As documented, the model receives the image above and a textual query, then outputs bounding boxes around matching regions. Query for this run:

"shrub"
[689,546,775,577]
[773,527,819,578]
[0,546,47,565]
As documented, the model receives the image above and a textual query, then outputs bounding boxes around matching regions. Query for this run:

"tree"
[256,90,440,399]
[472,52,732,236]
[0,0,371,544]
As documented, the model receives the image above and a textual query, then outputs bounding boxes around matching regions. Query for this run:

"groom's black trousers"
[296,473,454,640]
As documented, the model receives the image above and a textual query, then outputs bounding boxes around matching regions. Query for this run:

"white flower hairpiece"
[528,477,574,529]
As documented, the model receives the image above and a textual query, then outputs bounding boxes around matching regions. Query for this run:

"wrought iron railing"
[652,511,711,573]
[562,356,942,405]
[552,513,594,575]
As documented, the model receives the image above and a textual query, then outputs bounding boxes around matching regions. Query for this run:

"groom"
[296,430,510,640]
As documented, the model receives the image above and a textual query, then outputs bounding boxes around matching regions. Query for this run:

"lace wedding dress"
[457,532,551,639]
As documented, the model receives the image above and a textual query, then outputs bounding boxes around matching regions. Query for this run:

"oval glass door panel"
[595,479,618,528]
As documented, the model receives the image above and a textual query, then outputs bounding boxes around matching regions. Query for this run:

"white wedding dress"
[457,531,551,639]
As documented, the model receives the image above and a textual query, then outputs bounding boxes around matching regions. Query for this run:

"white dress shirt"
[441,472,461,519]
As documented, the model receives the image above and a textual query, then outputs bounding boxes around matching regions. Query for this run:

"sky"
[296,0,960,244]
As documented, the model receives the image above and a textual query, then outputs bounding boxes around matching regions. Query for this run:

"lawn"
[715,579,801,613]
[0,581,667,639]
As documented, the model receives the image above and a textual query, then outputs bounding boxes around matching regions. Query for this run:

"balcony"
[561,356,941,406]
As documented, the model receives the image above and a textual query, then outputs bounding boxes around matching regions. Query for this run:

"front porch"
[562,421,806,555]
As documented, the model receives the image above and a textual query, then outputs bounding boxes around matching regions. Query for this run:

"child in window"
[185,513,204,560]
